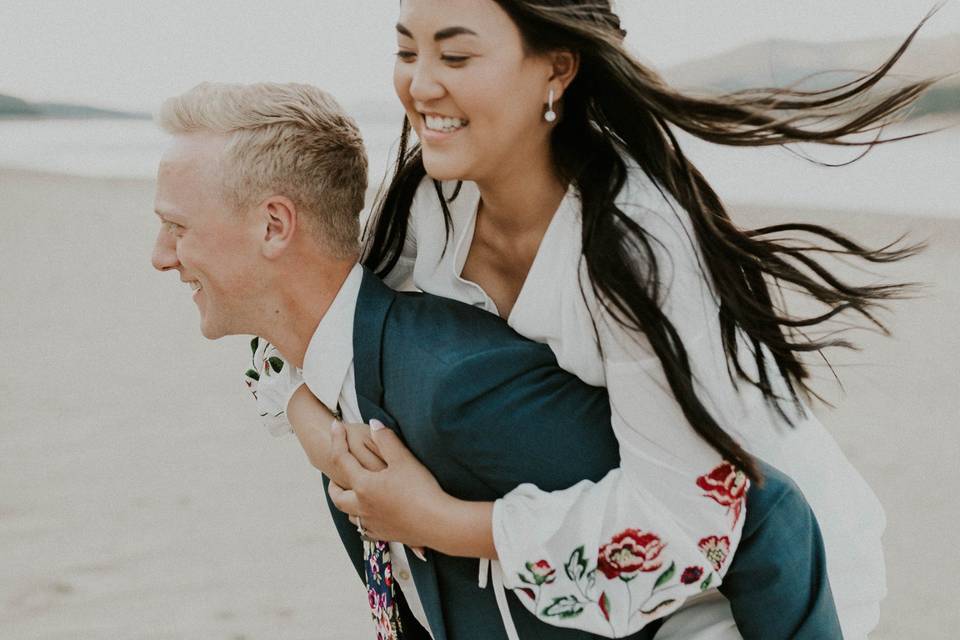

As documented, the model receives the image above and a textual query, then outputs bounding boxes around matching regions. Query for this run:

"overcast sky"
[1,0,956,112]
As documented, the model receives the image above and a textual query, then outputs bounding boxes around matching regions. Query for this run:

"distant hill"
[664,34,960,119]
[0,94,41,116]
[0,94,148,120]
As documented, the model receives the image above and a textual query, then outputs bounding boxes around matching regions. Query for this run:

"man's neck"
[258,259,357,369]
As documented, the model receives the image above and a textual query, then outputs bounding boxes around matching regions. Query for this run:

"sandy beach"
[1,166,957,639]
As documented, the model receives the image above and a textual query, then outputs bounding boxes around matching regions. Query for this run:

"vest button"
[398,570,411,581]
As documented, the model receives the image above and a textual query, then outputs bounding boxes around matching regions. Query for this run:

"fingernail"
[370,419,386,432]
[412,548,427,562]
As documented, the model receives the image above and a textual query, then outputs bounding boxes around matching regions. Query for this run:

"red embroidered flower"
[598,529,666,581]
[696,461,748,525]
[525,559,557,585]
[698,535,731,571]
[680,566,704,584]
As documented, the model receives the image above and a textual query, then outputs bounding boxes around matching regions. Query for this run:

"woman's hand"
[326,420,454,549]
[341,421,387,472]
[286,386,385,477]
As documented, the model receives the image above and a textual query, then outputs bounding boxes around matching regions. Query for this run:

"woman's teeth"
[424,115,467,133]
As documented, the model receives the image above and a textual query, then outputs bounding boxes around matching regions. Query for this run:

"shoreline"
[3,165,957,223]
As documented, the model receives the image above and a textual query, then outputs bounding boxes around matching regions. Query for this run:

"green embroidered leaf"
[564,545,588,582]
[653,561,676,590]
[700,573,713,591]
[250,336,259,354]
[268,357,284,373]
[586,568,597,592]
[518,573,535,585]
[245,369,260,381]
[542,595,584,619]
[640,599,676,616]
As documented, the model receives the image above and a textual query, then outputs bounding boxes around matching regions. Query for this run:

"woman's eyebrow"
[433,26,478,41]
[396,22,479,41]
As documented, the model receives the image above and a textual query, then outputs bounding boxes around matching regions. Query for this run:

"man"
[151,82,840,639]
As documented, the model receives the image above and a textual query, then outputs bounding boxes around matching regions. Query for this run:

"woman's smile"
[418,112,470,144]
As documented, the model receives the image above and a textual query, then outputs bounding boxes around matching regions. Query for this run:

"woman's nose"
[408,61,445,103]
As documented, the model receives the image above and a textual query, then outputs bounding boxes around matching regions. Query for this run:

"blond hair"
[158,82,366,258]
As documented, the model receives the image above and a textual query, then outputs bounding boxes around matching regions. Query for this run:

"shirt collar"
[301,263,363,414]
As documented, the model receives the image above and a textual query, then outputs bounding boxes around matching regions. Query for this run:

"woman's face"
[394,0,555,184]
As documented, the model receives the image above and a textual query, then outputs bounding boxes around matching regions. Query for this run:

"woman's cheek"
[393,66,413,105]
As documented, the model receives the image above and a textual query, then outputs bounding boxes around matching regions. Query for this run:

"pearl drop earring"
[544,88,557,123]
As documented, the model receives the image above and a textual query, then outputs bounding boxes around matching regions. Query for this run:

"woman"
[250,1,935,637]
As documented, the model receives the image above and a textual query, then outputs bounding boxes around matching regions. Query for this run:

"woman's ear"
[549,50,580,96]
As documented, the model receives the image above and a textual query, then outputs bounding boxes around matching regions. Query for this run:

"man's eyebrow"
[395,22,479,42]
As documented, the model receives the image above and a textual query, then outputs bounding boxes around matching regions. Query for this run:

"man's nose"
[151,229,180,272]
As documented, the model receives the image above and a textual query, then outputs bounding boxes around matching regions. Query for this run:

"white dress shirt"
[297,264,435,638]
[254,162,885,638]
[378,167,886,639]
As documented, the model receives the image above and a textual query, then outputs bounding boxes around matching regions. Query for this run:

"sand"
[1,167,957,639]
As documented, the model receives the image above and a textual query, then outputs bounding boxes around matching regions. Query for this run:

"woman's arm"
[286,384,387,474]
[286,387,498,557]
[322,422,497,558]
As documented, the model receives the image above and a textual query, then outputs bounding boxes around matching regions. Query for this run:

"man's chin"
[198,317,227,340]
[199,326,223,340]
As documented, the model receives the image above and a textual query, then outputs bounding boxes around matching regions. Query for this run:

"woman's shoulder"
[594,154,721,332]
[608,155,705,278]
[614,156,689,232]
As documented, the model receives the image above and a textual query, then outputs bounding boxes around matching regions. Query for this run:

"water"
[0,119,168,179]
[1,118,957,217]
[677,128,960,218]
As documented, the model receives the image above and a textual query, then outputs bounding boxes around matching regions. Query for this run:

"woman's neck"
[474,150,567,236]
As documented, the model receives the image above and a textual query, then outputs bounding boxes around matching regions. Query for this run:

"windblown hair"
[158,82,367,258]
[364,1,941,480]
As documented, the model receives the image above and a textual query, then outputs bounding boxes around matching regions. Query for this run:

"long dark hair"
[363,1,941,481]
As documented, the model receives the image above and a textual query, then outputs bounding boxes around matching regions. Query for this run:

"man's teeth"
[189,281,202,292]
[424,115,467,132]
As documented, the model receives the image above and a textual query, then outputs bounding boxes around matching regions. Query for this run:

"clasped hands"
[323,418,448,554]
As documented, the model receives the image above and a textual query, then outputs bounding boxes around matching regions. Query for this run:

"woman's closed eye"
[395,49,472,66]
[439,54,470,65]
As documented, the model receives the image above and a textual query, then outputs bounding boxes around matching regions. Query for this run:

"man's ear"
[549,50,580,98]
[260,196,298,259]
